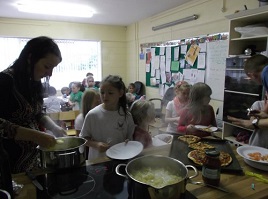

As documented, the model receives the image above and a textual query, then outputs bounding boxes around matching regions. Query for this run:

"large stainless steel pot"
[37,137,87,169]
[116,155,198,199]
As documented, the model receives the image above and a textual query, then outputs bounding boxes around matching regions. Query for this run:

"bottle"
[0,137,14,198]
[202,150,221,186]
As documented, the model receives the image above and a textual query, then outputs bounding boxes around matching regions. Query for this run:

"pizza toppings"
[188,142,215,150]
[248,152,268,162]
[178,135,201,144]
[188,150,232,167]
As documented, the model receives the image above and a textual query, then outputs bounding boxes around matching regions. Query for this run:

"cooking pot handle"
[185,165,198,179]
[56,151,76,156]
[115,164,127,178]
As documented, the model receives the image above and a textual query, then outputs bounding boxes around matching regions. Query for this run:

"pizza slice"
[178,135,201,144]
[188,142,215,150]
[188,150,232,167]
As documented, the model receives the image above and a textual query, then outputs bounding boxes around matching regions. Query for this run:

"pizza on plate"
[188,150,232,166]
[188,142,215,150]
[178,135,201,144]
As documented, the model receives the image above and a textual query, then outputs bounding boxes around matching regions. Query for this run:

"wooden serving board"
[169,135,243,174]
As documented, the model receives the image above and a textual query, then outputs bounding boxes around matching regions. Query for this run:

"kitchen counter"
[13,144,268,199]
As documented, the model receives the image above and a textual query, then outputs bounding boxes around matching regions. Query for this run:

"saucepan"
[115,155,198,199]
[37,137,87,169]
[0,189,11,199]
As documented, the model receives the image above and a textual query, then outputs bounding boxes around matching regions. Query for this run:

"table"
[13,143,268,199]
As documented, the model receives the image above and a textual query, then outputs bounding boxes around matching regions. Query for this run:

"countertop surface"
[13,139,268,199]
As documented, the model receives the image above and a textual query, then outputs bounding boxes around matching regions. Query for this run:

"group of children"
[75,73,217,160]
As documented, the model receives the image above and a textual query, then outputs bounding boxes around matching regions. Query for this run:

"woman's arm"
[14,126,56,148]
[40,115,67,137]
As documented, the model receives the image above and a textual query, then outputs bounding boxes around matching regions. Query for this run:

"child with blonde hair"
[178,82,217,137]
[130,100,155,148]
[165,81,191,133]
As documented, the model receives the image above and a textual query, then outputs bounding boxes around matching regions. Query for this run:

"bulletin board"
[143,33,228,100]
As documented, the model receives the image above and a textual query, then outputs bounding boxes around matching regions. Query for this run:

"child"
[44,86,65,113]
[177,82,217,137]
[128,83,138,99]
[75,89,101,136]
[68,82,83,110]
[165,81,191,133]
[130,100,155,148]
[80,75,135,160]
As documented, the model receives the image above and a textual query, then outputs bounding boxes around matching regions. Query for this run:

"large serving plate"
[237,145,268,164]
[169,135,243,174]
[106,141,143,160]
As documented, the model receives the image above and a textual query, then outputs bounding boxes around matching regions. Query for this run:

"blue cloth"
[261,64,268,92]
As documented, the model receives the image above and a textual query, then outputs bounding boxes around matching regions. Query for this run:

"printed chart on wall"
[205,40,228,101]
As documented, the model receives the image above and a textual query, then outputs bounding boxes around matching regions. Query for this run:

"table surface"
[13,141,268,199]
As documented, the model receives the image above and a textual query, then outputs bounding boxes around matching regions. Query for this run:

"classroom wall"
[0,18,127,81]
[0,0,259,112]
[126,0,258,112]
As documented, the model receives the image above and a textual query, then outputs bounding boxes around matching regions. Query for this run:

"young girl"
[177,82,217,137]
[68,82,83,110]
[80,75,135,160]
[165,81,191,133]
[130,100,155,148]
[74,89,101,136]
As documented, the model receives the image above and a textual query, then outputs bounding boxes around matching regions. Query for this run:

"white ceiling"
[0,0,192,26]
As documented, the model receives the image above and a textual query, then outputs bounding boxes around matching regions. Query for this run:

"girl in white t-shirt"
[165,81,191,133]
[80,75,135,160]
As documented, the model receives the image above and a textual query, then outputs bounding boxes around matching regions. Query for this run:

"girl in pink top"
[177,82,216,137]
[165,81,191,133]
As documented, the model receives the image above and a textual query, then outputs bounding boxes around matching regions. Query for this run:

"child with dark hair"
[178,82,217,137]
[80,75,135,160]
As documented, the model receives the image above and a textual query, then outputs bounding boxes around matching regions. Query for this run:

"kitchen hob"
[36,160,197,199]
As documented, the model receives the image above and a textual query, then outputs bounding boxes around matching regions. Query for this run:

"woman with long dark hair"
[0,36,66,173]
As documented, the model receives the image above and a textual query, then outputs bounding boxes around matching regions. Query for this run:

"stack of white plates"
[237,145,268,171]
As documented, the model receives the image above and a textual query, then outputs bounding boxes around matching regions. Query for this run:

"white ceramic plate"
[195,125,218,132]
[244,159,268,171]
[152,134,173,146]
[237,145,268,164]
[106,141,143,160]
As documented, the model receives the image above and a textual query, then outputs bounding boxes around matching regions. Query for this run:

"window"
[0,37,101,90]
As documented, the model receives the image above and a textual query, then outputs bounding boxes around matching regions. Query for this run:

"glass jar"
[202,150,221,186]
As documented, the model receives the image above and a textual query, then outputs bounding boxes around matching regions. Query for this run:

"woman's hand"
[51,125,67,137]
[35,132,57,148]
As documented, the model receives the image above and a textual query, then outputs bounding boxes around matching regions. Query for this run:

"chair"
[162,87,175,107]
[134,81,145,97]
[149,98,164,119]
[59,111,77,136]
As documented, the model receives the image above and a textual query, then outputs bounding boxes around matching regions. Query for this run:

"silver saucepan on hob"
[37,137,87,169]
[116,155,198,199]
